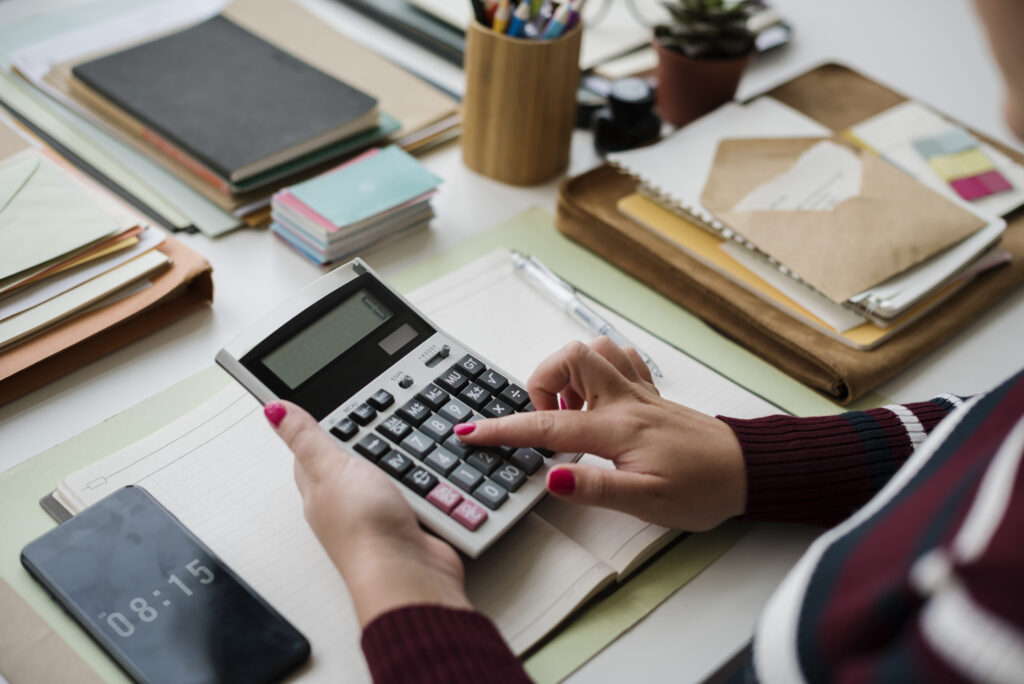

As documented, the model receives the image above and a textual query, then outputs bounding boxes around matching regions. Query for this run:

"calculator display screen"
[262,289,393,389]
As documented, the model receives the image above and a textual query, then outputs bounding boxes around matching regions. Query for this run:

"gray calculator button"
[456,354,485,378]
[439,398,473,423]
[376,415,411,443]
[403,467,438,497]
[467,449,501,475]
[472,480,509,510]
[436,367,469,392]
[458,382,491,410]
[420,415,454,442]
[442,434,475,458]
[396,398,430,426]
[493,463,526,491]
[349,402,376,426]
[379,450,413,477]
[478,369,508,392]
[417,384,449,410]
[509,448,544,475]
[400,429,435,459]
[481,398,513,418]
[450,462,484,492]
[354,434,389,462]
[424,447,459,476]
[500,383,530,410]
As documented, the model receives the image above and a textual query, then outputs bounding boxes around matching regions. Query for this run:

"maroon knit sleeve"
[361,605,530,684]
[718,396,962,527]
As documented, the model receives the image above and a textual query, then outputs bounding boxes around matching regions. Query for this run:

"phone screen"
[22,486,310,684]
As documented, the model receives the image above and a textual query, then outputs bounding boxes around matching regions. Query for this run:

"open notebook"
[50,250,780,681]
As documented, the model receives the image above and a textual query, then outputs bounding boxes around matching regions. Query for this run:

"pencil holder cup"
[462,20,582,186]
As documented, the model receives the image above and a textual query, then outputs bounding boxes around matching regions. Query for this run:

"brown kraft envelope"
[700,137,987,303]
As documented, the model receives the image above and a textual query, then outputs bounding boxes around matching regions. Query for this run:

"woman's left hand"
[265,400,471,628]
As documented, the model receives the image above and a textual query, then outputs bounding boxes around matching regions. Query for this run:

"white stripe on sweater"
[885,403,927,449]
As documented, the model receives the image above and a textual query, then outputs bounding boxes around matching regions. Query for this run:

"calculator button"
[376,415,411,442]
[452,500,488,531]
[354,434,390,462]
[500,384,530,410]
[473,480,509,510]
[439,398,473,423]
[367,389,395,411]
[492,463,526,491]
[509,448,544,475]
[403,467,438,497]
[349,403,377,426]
[458,383,491,410]
[424,447,460,476]
[330,418,358,441]
[417,384,449,410]
[467,449,501,475]
[442,434,475,458]
[450,462,484,492]
[427,482,463,514]
[534,447,555,458]
[396,399,430,426]
[436,367,469,393]
[400,430,435,459]
[481,398,513,418]
[493,444,516,457]
[523,402,535,412]
[478,369,508,393]
[421,415,454,442]
[379,450,413,478]
[398,375,414,389]
[455,354,485,378]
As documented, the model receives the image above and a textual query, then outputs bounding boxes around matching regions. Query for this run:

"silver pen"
[510,250,663,378]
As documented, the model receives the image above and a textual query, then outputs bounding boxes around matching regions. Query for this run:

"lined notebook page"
[58,249,783,679]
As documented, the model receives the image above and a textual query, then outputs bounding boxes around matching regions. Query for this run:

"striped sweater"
[360,369,1024,683]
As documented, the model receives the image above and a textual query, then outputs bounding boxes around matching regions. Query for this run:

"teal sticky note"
[912,127,976,159]
[289,146,442,230]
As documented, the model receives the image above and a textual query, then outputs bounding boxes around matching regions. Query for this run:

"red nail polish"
[453,423,476,436]
[558,395,567,410]
[264,401,286,427]
[548,468,575,495]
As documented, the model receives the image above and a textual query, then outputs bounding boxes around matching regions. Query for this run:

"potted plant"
[654,0,758,127]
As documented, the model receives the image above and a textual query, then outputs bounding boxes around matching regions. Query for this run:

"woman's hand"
[265,400,471,628]
[454,337,747,531]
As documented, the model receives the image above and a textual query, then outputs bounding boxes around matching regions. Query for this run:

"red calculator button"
[451,500,488,531]
[427,483,463,514]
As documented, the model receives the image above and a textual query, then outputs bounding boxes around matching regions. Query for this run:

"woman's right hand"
[454,337,747,531]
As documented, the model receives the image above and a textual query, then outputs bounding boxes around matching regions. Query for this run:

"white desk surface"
[1,0,1022,681]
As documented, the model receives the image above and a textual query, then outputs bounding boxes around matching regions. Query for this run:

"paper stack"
[270,146,442,265]
[0,146,169,352]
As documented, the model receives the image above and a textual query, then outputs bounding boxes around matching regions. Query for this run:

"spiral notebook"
[607,97,1005,318]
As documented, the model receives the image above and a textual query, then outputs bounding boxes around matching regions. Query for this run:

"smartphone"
[22,486,310,684]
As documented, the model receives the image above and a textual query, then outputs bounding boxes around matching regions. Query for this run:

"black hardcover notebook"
[73,16,379,182]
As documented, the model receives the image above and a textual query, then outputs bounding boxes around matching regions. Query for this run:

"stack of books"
[270,146,442,264]
[58,14,400,220]
[608,97,1022,349]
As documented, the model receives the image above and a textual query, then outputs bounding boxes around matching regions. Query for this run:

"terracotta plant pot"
[653,39,751,127]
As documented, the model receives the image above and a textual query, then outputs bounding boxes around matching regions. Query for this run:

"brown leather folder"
[556,63,1024,404]
[0,234,212,405]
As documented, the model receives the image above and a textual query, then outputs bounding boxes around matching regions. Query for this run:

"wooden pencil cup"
[462,21,582,186]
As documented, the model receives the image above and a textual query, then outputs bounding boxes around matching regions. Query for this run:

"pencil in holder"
[461,20,582,186]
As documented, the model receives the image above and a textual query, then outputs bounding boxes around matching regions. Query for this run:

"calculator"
[216,258,580,558]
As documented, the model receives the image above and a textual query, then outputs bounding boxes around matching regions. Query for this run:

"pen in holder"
[462,19,582,185]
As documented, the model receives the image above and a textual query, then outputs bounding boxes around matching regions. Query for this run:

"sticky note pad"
[912,128,976,159]
[928,147,994,181]
[950,169,1013,201]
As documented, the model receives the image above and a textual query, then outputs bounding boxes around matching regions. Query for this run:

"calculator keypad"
[333,355,566,538]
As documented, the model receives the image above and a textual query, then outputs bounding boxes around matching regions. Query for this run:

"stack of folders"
[59,14,399,219]
[270,146,442,264]
[0,144,167,352]
[608,97,1022,350]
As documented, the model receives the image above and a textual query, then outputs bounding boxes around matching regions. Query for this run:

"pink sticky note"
[951,169,1013,200]
[427,483,463,514]
[451,500,488,531]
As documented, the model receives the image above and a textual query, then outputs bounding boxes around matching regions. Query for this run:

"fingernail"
[453,423,476,436]
[264,401,286,428]
[548,468,575,495]
[558,395,566,410]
